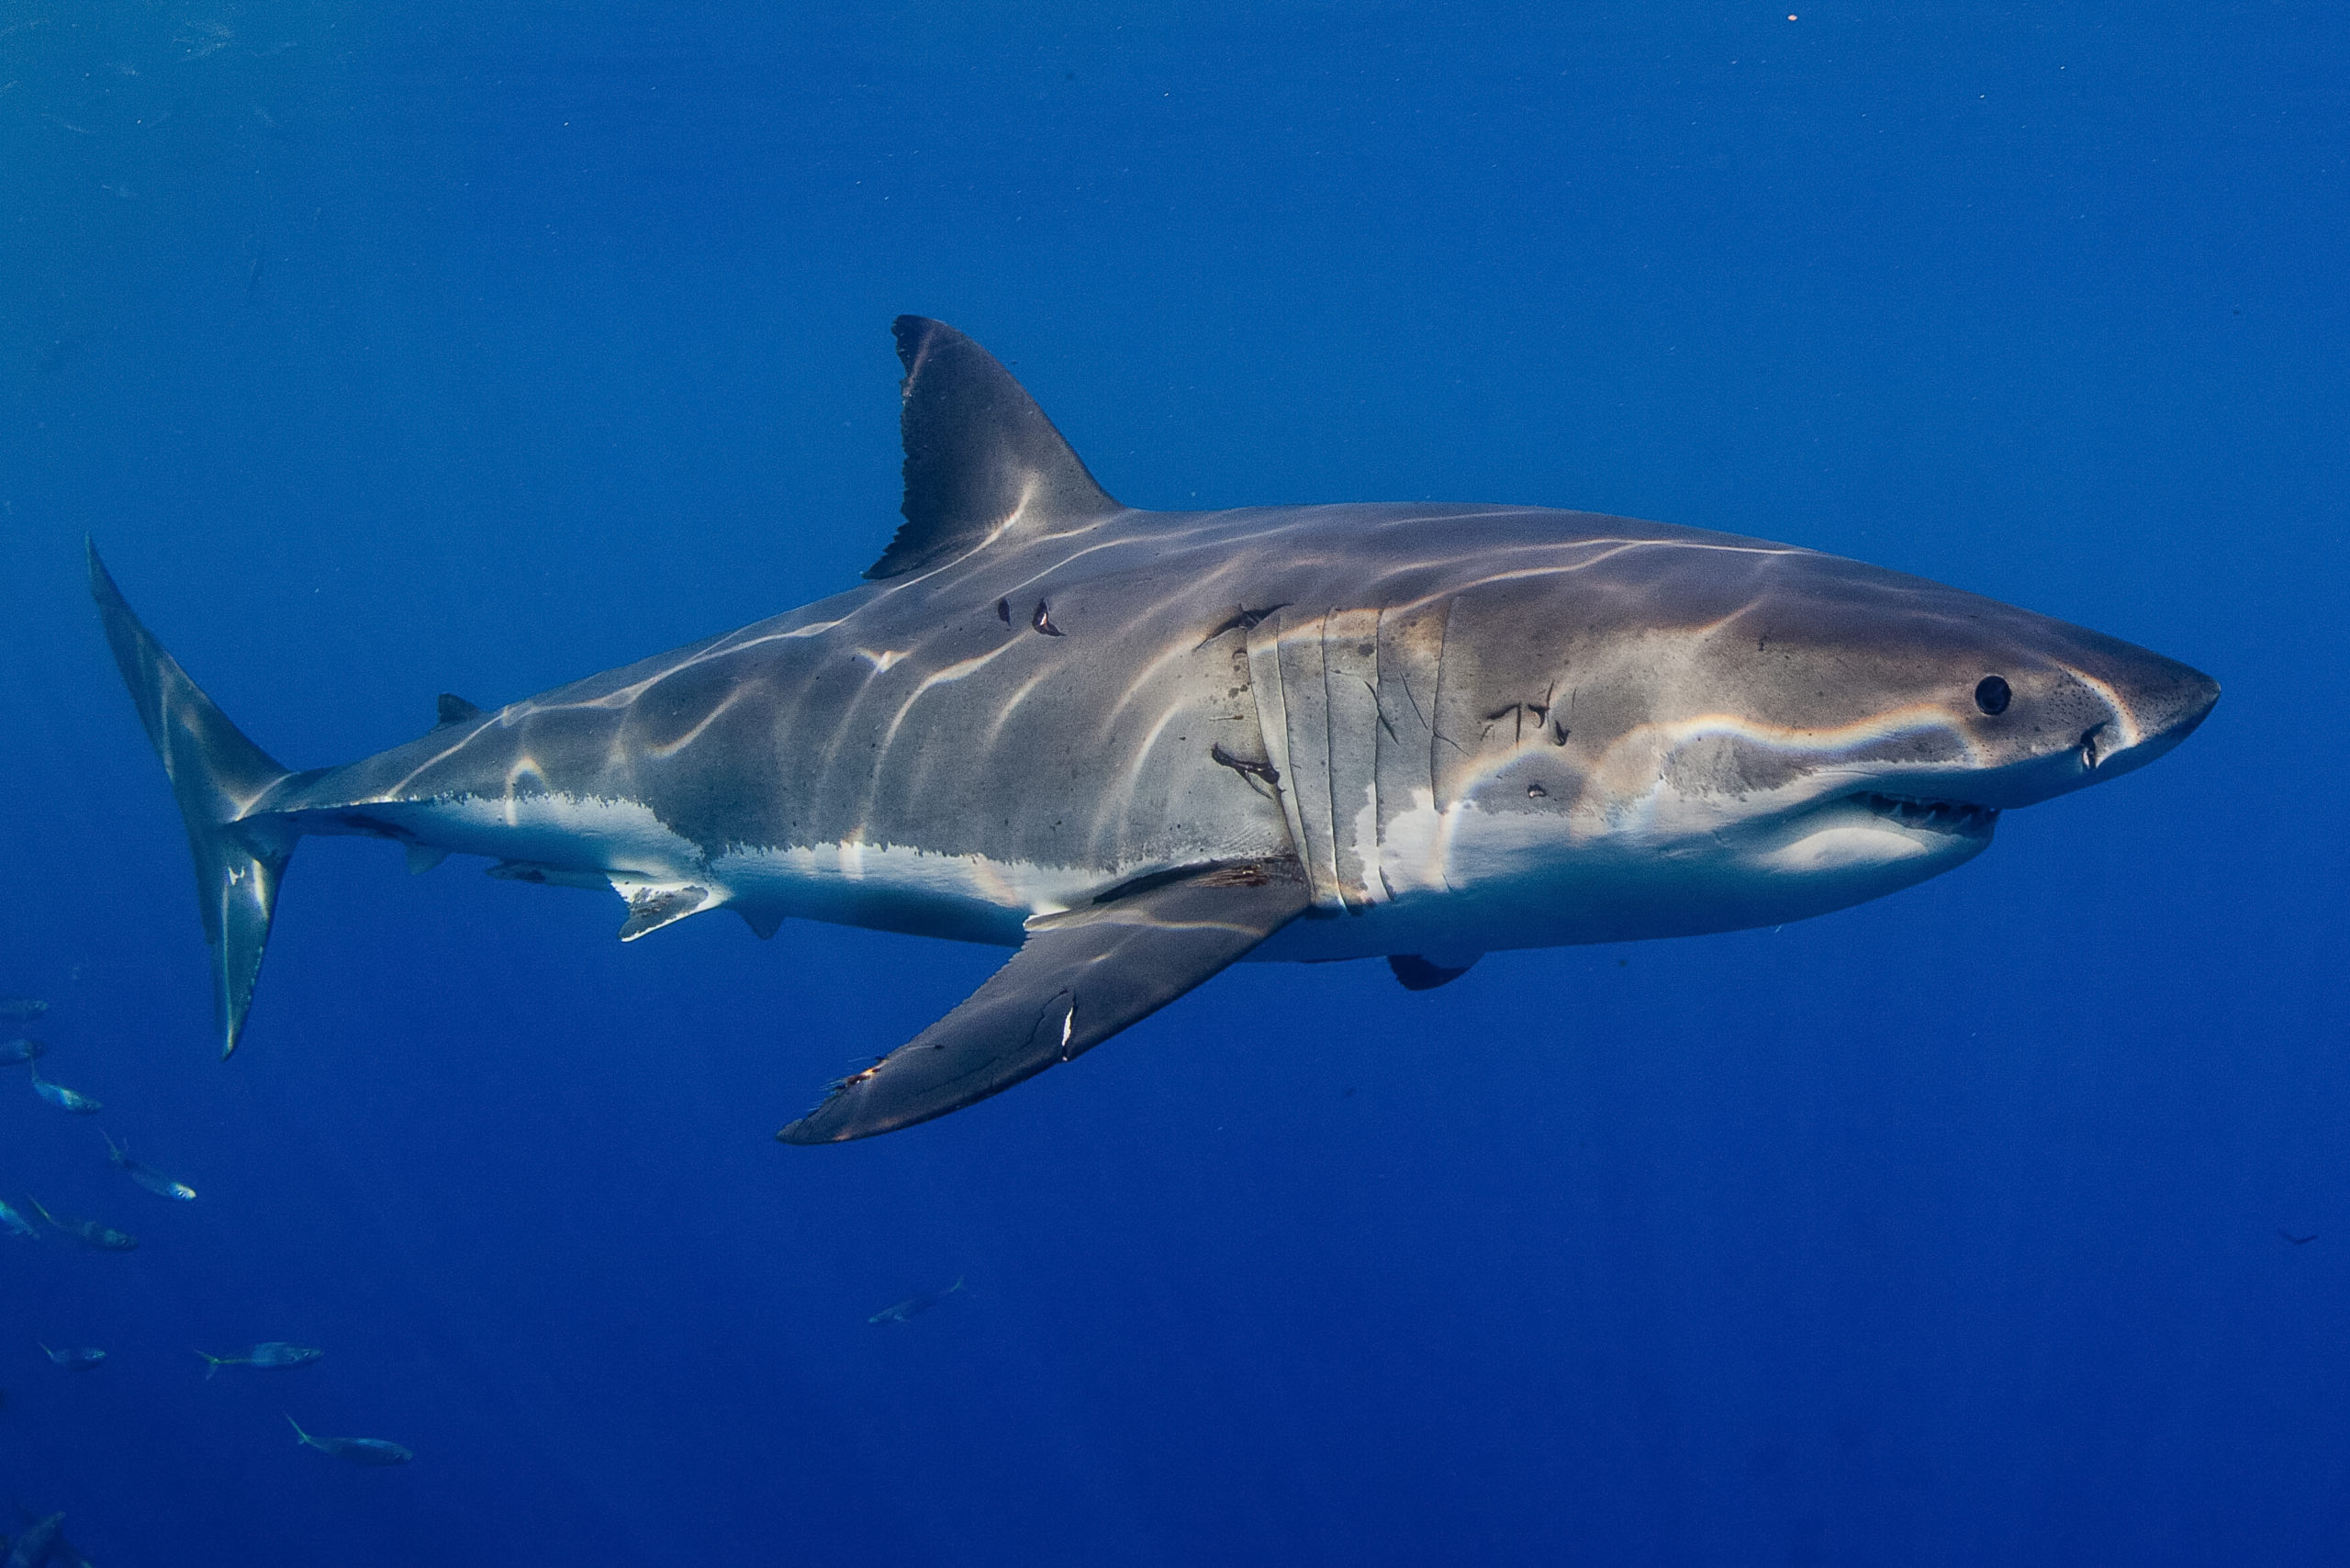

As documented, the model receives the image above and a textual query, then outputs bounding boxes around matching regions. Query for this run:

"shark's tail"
[89,545,300,1058]
[194,1350,227,1380]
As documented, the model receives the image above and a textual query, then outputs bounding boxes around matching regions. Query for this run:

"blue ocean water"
[1,2,2344,1562]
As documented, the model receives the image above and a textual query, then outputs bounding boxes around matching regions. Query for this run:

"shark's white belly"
[351,777,1984,962]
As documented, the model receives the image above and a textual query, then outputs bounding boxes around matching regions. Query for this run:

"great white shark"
[92,317,2219,1143]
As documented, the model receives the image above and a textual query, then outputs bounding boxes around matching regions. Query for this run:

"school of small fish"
[4,986,968,1554]
[3,991,413,1556]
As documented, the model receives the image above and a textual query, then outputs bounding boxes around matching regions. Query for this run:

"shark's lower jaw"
[1743,786,1998,886]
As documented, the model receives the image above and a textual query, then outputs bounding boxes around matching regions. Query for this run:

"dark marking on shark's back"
[1195,604,1290,648]
[1209,742,1280,792]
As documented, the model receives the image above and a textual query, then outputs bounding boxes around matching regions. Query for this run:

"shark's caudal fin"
[863,316,1123,579]
[88,544,299,1058]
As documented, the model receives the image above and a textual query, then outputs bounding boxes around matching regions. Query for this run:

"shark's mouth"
[1857,791,2000,837]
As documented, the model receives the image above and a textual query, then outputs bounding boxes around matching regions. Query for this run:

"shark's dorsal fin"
[864,316,1121,580]
[435,693,484,726]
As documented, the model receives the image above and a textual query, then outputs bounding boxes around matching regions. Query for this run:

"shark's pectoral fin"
[779,858,1310,1144]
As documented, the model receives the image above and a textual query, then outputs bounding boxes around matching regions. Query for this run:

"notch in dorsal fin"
[435,693,484,726]
[864,317,1121,580]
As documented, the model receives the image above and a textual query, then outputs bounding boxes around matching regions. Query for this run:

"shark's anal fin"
[1387,954,1479,991]
[434,693,485,726]
[863,317,1122,580]
[779,858,1310,1144]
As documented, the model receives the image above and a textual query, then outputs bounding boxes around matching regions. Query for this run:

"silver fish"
[0,999,46,1021]
[103,1130,196,1201]
[869,1275,966,1325]
[195,1341,321,1376]
[27,1066,100,1115]
[3,1513,62,1568]
[38,1343,105,1370]
[286,1413,411,1465]
[0,1038,45,1065]
[0,1199,36,1240]
[28,1198,136,1251]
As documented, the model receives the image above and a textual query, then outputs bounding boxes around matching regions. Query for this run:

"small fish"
[3,1513,62,1568]
[287,1413,412,1465]
[28,1198,137,1251]
[0,1039,44,1065]
[0,999,46,1021]
[39,1344,106,1370]
[196,1341,321,1377]
[0,1199,37,1240]
[104,1131,196,1201]
[28,1067,100,1114]
[868,1275,966,1326]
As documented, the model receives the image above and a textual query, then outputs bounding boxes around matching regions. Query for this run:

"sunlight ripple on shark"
[90,317,2219,1142]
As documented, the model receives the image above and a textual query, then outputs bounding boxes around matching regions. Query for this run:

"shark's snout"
[2078,651,2220,785]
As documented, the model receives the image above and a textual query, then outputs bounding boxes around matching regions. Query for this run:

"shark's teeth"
[1858,792,1999,836]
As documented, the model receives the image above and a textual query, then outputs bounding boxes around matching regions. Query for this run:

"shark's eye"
[1974,676,2012,715]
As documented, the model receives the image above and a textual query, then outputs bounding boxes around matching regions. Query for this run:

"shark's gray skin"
[91,317,2219,1143]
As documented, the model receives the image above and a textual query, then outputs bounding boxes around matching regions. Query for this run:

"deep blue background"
[3,2,2344,1562]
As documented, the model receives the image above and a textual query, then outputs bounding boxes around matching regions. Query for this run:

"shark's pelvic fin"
[779,858,1309,1143]
[863,316,1123,580]
[89,543,298,1059]
[610,876,718,941]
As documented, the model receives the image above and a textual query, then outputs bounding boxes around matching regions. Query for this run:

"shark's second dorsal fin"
[864,316,1120,580]
[435,693,484,726]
